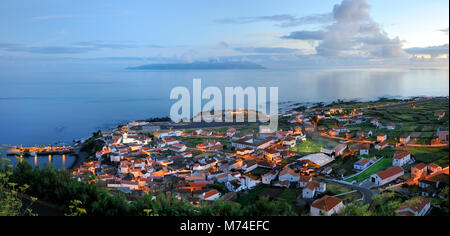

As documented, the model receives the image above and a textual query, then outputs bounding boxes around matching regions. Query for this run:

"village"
[72,97,449,216]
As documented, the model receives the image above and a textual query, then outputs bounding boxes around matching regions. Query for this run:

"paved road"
[327,179,376,205]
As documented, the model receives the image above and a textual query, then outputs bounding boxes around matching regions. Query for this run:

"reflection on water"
[3,154,76,170]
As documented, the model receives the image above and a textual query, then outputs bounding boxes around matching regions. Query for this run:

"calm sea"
[0,67,448,146]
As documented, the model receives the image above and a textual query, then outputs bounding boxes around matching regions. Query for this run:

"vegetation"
[345,158,393,183]
[1,160,297,216]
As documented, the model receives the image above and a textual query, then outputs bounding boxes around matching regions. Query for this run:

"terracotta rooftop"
[376,166,404,180]
[311,195,343,212]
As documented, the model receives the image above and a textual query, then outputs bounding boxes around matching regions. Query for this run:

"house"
[375,141,389,150]
[231,136,276,150]
[354,158,370,170]
[322,167,333,175]
[332,144,348,157]
[273,180,290,188]
[428,163,442,174]
[261,170,278,184]
[304,124,315,133]
[377,134,387,143]
[282,136,297,148]
[310,195,345,216]
[236,148,254,155]
[298,175,313,188]
[279,167,300,182]
[437,127,449,142]
[302,181,326,199]
[412,163,427,179]
[385,122,396,130]
[434,111,446,120]
[333,126,349,133]
[209,144,224,152]
[226,128,238,137]
[226,179,245,192]
[276,130,293,139]
[393,151,412,167]
[358,143,370,156]
[200,189,220,201]
[396,197,431,216]
[162,137,180,146]
[400,134,411,145]
[370,166,404,186]
[329,107,343,114]
[244,162,258,173]
[170,143,187,152]
[370,118,380,127]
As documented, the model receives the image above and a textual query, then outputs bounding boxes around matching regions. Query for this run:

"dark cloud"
[282,30,326,40]
[282,0,405,58]
[405,44,449,57]
[216,13,332,28]
[233,47,301,54]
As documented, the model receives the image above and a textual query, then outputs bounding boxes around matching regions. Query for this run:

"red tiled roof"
[304,181,320,190]
[203,189,219,199]
[397,197,430,214]
[356,158,370,165]
[311,195,343,212]
[394,151,410,160]
[376,166,404,180]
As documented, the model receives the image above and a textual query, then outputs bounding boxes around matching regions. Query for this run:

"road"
[327,179,376,205]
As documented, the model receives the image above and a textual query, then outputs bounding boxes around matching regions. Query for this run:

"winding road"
[327,179,376,205]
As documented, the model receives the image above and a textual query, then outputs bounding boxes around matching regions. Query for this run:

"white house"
[298,175,312,188]
[377,134,387,143]
[370,166,404,186]
[311,195,345,216]
[278,168,300,182]
[201,189,220,201]
[358,143,370,156]
[354,158,370,170]
[393,151,412,167]
[302,181,326,199]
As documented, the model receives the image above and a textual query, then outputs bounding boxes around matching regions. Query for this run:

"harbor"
[6,145,73,156]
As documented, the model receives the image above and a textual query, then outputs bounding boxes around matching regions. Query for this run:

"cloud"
[233,47,301,54]
[282,30,326,40]
[438,27,449,35]
[282,0,405,58]
[405,44,449,58]
[216,13,332,27]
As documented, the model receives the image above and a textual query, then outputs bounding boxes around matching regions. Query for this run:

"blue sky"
[0,0,448,68]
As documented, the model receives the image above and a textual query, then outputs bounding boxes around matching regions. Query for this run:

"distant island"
[127,61,266,70]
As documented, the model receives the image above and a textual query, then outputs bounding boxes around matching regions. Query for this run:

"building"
[201,189,220,201]
[412,163,427,179]
[400,134,411,145]
[231,136,276,150]
[279,167,300,182]
[370,118,380,127]
[377,134,387,143]
[332,144,348,157]
[396,197,431,216]
[370,166,404,186]
[298,175,312,188]
[358,143,370,156]
[354,158,370,170]
[393,151,412,167]
[375,141,389,150]
[310,195,345,216]
[299,153,335,167]
[437,127,449,142]
[302,181,326,199]
[386,122,396,130]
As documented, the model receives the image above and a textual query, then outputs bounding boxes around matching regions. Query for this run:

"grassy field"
[408,147,449,165]
[345,158,393,183]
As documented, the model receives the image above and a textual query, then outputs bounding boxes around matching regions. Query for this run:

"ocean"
[0,67,448,146]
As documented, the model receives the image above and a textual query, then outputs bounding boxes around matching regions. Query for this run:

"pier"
[6,145,73,156]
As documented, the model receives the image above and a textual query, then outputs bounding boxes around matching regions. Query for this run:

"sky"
[0,0,448,69]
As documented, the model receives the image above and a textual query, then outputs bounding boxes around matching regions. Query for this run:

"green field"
[345,158,393,183]
[408,147,449,165]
